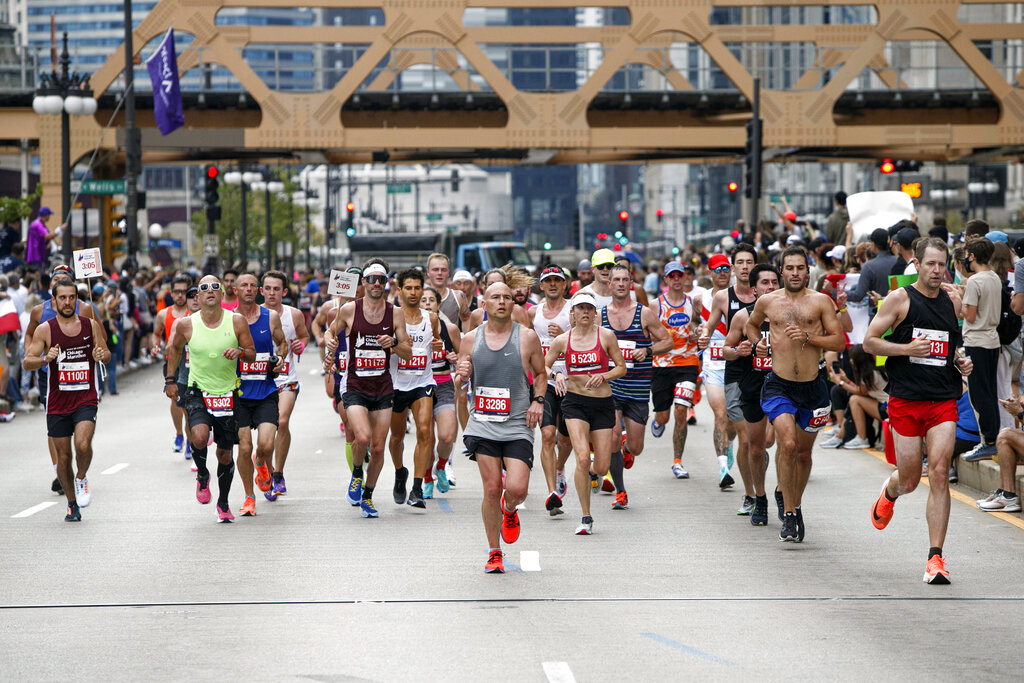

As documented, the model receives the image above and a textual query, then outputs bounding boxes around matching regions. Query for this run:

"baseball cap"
[39,207,53,216]
[985,230,1008,244]
[708,254,731,270]
[663,261,685,276]
[896,227,920,249]
[452,270,475,283]
[106,279,119,289]
[591,248,616,267]
[577,259,592,271]
[538,265,566,282]
[783,210,797,222]
[570,292,598,309]
[825,244,847,261]
[91,284,104,296]
[186,286,198,298]
[682,263,696,273]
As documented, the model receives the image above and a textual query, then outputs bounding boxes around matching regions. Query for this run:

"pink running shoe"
[216,504,234,523]
[196,475,212,504]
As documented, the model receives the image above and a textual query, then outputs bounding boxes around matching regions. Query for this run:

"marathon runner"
[546,292,627,535]
[311,266,362,442]
[746,247,845,543]
[453,282,546,573]
[419,286,461,499]
[387,268,440,509]
[864,237,971,584]
[23,279,111,522]
[722,263,781,526]
[602,265,672,509]
[323,258,412,519]
[426,252,470,330]
[577,249,616,310]
[220,268,240,311]
[153,274,192,455]
[233,273,287,516]
[465,267,531,330]
[649,261,702,479]
[164,275,256,523]
[261,270,310,498]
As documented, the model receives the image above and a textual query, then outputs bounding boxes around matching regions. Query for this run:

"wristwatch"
[532,396,545,404]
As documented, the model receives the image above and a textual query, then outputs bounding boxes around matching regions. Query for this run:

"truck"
[346,231,535,274]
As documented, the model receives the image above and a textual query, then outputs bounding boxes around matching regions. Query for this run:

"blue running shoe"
[184,441,192,460]
[423,482,434,499]
[173,434,184,453]
[347,474,362,506]
[272,474,287,496]
[435,465,450,493]
[360,498,379,518]
[264,487,278,502]
[651,420,665,438]
[963,443,997,462]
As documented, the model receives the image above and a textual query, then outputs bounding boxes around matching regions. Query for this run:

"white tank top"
[392,314,436,392]
[273,304,300,387]
[532,299,571,383]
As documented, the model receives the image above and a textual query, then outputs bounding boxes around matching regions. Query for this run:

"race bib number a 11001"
[58,361,90,391]
[474,386,511,422]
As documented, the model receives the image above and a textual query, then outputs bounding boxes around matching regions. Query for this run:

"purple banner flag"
[146,28,185,135]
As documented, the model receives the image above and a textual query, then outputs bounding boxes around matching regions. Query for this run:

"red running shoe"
[485,550,504,574]
[500,492,521,544]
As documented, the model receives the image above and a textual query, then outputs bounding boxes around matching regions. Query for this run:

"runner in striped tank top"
[601,265,673,510]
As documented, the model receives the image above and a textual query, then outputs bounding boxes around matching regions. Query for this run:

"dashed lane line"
[101,463,129,475]
[542,661,576,683]
[11,502,58,518]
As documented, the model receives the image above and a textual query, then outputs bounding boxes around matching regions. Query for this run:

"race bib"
[239,352,270,381]
[474,386,511,422]
[431,348,448,371]
[203,391,234,417]
[336,353,347,374]
[398,353,429,376]
[804,405,832,433]
[673,380,696,407]
[354,348,387,377]
[618,340,636,370]
[753,354,773,371]
[568,349,601,374]
[706,341,725,370]
[58,361,90,391]
[280,360,291,375]
[910,327,949,367]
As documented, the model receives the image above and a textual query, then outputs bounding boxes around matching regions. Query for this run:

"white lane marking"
[542,662,576,683]
[516,503,526,510]
[101,463,129,475]
[12,502,58,518]
[315,449,323,454]
[520,550,541,572]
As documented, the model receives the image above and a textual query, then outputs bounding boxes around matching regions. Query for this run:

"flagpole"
[123,0,140,273]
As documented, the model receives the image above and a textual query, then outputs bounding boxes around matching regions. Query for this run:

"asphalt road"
[2,365,1022,681]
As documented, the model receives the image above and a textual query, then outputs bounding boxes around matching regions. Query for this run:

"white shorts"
[701,365,725,387]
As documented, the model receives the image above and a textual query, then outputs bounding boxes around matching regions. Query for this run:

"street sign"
[426,213,443,221]
[445,225,458,233]
[387,183,412,194]
[77,179,126,195]
[152,238,182,249]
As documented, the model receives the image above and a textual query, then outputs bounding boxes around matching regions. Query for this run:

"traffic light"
[204,165,221,221]
[655,208,663,223]
[345,201,355,237]
[744,118,762,199]
[880,158,895,175]
[596,232,608,240]
[543,241,552,250]
[881,159,920,174]
[103,196,126,263]
[727,181,739,203]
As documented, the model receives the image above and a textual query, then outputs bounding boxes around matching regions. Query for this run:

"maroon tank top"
[346,298,394,396]
[46,315,98,414]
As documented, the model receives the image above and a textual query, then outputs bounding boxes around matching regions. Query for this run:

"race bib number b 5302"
[203,391,234,417]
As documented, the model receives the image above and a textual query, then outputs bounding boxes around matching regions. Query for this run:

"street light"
[224,168,263,267]
[263,178,285,269]
[33,31,97,265]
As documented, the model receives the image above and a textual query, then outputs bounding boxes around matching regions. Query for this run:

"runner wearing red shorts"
[864,237,972,585]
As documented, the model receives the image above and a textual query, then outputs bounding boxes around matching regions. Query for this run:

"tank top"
[578,285,613,311]
[273,304,300,388]
[392,313,436,392]
[652,293,698,368]
[221,298,239,312]
[566,329,610,376]
[186,310,240,395]
[533,299,572,382]
[725,302,772,392]
[701,291,727,372]
[602,303,652,402]
[440,288,461,331]
[346,298,394,396]
[164,305,186,342]
[45,315,98,414]
[431,320,455,383]
[238,307,277,400]
[885,285,962,401]
[464,323,534,443]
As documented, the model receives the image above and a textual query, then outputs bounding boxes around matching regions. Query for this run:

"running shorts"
[887,397,957,438]
[463,436,534,469]
[760,372,832,433]
[46,404,97,438]
[235,393,279,429]
[559,392,616,436]
[651,366,699,413]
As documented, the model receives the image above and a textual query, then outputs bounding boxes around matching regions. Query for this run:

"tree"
[0,184,44,225]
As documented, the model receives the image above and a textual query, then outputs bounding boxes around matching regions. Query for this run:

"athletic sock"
[192,446,209,478]
[609,451,625,492]
[413,477,423,493]
[883,486,897,502]
[437,456,448,470]
[216,461,234,508]
[362,485,375,501]
[673,458,681,464]
[929,547,942,560]
[717,454,728,469]
[345,442,353,471]
[353,464,364,479]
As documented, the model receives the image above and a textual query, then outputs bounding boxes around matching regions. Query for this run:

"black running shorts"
[234,393,279,430]
[46,404,98,439]
[463,436,534,469]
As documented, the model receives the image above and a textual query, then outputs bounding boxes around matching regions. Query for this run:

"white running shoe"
[555,469,567,498]
[671,462,689,479]
[14,401,33,412]
[977,490,1022,512]
[74,477,91,507]
[575,518,593,535]
[819,435,844,449]
[843,436,870,450]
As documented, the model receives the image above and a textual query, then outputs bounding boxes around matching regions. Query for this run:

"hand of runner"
[955,354,973,376]
[290,339,305,356]
[784,323,807,342]
[164,382,178,402]
[553,371,567,396]
[697,329,709,350]
[376,334,394,349]
[322,353,334,373]
[547,323,564,337]
[632,347,647,362]
[453,357,472,385]
[46,344,60,362]
[736,340,752,357]
[92,346,106,362]
[273,356,287,373]
[324,332,338,354]
[584,372,606,389]
[431,337,444,351]
[754,339,769,357]
[446,351,458,364]
[526,400,543,429]
[907,337,932,358]
[223,347,242,360]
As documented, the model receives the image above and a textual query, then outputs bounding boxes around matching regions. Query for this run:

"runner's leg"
[273,389,298,474]
[565,418,593,518]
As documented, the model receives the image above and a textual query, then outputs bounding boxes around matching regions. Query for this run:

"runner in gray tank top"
[454,282,546,574]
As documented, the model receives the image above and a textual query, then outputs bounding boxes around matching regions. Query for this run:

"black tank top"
[346,298,394,396]
[725,302,772,389]
[725,286,745,329]
[885,286,962,401]
[432,320,455,374]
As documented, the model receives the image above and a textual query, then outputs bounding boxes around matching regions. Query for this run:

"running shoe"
[173,434,184,453]
[976,489,1001,506]
[435,464,450,493]
[623,446,635,470]
[923,555,950,585]
[360,498,379,518]
[948,464,958,484]
[264,486,278,502]
[217,504,234,523]
[500,492,521,544]
[484,549,504,574]
[687,407,697,425]
[65,501,81,522]
[977,490,1022,512]
[779,512,799,542]
[0,411,14,422]
[575,516,594,535]
[650,420,665,438]
[738,495,755,516]
[819,435,844,449]
[871,481,896,530]
[255,464,272,492]
[408,488,426,509]
[240,496,256,517]
[545,491,563,514]
[590,472,599,492]
[671,462,689,479]
[796,507,805,542]
[601,473,615,493]
[775,489,785,521]
[555,469,567,498]
[963,443,997,462]
[393,466,409,504]
[921,458,929,477]
[271,474,287,497]
[423,482,434,499]
[843,436,870,450]
[51,477,63,496]
[347,474,362,506]
[612,491,629,510]
[718,468,735,489]
[196,475,211,504]
[184,441,192,460]
[74,478,91,507]
[751,495,768,526]
[446,460,456,487]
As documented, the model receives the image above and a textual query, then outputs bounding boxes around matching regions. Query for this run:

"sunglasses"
[711,266,732,273]
[364,275,387,285]
[198,282,221,292]
[186,292,197,299]
[172,289,188,295]
[593,263,613,270]
[666,272,684,279]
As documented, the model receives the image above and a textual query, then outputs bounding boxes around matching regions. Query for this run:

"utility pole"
[745,77,762,229]
[123,0,140,272]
